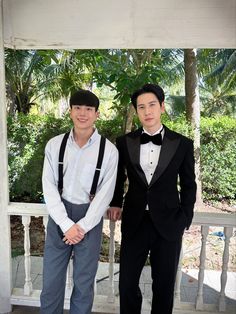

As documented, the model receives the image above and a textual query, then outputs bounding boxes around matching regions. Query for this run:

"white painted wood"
[0,1,12,313]
[7,202,236,227]
[174,246,183,308]
[6,206,236,312]
[8,202,48,216]
[196,225,209,310]
[65,256,73,298]
[42,216,48,235]
[22,215,33,296]
[193,212,236,228]
[219,227,233,312]
[2,0,236,49]
[107,220,116,303]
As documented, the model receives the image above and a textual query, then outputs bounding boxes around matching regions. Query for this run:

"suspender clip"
[89,194,95,202]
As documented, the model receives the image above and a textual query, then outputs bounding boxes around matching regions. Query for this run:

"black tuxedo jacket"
[110,125,197,241]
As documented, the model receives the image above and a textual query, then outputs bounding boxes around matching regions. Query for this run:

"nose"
[144,107,151,115]
[79,107,86,116]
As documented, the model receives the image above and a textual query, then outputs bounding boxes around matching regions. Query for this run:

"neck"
[143,124,162,135]
[73,127,94,147]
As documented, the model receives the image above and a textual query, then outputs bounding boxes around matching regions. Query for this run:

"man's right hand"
[107,207,122,221]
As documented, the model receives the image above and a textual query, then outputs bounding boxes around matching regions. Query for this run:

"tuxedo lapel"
[126,129,148,187]
[149,126,180,187]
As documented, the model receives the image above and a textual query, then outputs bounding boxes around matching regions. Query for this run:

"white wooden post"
[107,220,115,303]
[174,245,183,308]
[22,215,33,296]
[65,256,73,298]
[219,226,233,312]
[196,225,209,310]
[0,1,12,313]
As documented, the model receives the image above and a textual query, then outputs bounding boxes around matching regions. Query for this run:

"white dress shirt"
[42,128,118,234]
[140,125,164,209]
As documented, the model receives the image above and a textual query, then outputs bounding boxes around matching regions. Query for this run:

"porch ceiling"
[2,0,236,50]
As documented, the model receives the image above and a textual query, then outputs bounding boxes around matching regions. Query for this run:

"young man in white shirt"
[40,89,118,314]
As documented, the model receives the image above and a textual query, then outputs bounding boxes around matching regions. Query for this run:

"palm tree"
[197,49,236,116]
[184,48,202,206]
[5,49,54,114]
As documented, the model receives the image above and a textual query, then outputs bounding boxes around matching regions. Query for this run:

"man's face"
[70,105,99,131]
[136,92,165,133]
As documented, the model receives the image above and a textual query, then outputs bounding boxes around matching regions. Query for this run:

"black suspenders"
[89,136,106,201]
[58,132,106,201]
[58,132,70,195]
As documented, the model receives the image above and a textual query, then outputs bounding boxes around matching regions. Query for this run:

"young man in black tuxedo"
[108,84,197,314]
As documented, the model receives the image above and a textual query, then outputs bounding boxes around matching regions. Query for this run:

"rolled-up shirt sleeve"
[77,145,118,233]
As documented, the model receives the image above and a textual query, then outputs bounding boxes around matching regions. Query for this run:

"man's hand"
[63,224,85,245]
[107,207,122,222]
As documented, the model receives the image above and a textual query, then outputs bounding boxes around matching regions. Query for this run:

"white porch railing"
[5,202,236,313]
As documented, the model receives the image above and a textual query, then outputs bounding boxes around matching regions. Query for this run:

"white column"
[219,227,233,312]
[0,1,12,313]
[196,225,209,310]
[22,216,33,296]
[65,255,73,298]
[174,246,183,308]
[107,220,115,303]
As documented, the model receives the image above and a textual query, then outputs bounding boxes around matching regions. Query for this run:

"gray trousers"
[40,199,103,314]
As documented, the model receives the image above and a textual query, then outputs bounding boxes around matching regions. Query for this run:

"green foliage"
[164,115,236,201]
[8,113,71,202]
[8,114,236,203]
[200,116,236,201]
[96,115,123,143]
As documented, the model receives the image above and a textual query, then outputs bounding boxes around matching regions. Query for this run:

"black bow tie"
[140,132,162,145]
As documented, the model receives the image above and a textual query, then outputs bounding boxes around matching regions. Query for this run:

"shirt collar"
[143,125,163,136]
[69,128,99,146]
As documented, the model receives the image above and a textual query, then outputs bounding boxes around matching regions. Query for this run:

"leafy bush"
[165,115,236,201]
[7,114,236,203]
[8,114,71,202]
[200,116,236,201]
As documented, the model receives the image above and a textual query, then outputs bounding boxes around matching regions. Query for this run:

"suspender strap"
[58,132,70,195]
[89,136,106,201]
[58,133,106,201]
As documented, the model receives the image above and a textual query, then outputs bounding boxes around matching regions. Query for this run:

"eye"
[137,105,144,109]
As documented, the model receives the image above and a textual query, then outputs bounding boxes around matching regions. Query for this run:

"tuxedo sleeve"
[110,136,127,208]
[179,139,197,229]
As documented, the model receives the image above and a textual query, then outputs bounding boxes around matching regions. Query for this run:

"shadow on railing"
[8,202,236,313]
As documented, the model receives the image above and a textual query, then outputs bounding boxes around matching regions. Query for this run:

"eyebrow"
[137,100,158,106]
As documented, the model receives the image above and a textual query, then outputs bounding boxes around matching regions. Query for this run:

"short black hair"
[131,84,165,109]
[69,90,99,111]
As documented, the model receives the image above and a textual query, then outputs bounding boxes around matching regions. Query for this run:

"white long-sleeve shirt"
[42,128,118,234]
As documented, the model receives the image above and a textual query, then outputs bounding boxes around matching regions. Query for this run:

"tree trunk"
[125,104,136,133]
[184,49,202,208]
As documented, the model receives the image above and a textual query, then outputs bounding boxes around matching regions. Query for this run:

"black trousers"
[119,211,182,314]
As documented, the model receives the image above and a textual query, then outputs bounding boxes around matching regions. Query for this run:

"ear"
[96,110,100,119]
[160,102,165,113]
